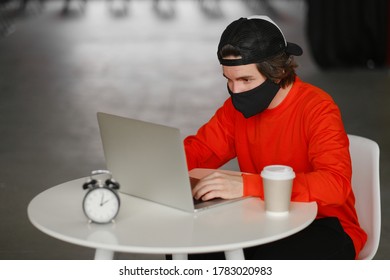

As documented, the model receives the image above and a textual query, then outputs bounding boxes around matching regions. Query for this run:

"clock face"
[83,187,120,224]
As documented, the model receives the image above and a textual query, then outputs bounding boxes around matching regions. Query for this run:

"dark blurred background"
[0,0,389,259]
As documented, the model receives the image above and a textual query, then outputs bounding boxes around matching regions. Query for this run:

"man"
[184,16,367,259]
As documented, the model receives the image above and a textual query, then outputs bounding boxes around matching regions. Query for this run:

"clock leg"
[94,248,115,260]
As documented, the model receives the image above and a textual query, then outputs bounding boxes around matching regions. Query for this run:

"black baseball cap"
[217,15,303,66]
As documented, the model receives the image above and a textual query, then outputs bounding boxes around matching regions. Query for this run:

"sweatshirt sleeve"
[184,99,237,170]
[292,100,352,206]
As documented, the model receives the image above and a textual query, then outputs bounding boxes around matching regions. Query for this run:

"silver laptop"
[97,112,245,212]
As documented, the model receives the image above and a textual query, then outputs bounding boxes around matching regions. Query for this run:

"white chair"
[348,134,381,260]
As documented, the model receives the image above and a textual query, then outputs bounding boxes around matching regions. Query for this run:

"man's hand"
[192,171,243,201]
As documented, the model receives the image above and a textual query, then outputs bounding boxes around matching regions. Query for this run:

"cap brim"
[286,42,303,56]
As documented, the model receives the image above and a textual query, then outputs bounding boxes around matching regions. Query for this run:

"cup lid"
[261,165,295,180]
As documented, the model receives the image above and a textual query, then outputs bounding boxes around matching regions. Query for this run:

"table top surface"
[28,176,317,255]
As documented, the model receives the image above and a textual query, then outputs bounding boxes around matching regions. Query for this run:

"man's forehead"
[222,63,259,77]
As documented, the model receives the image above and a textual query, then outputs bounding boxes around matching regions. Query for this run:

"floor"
[0,0,389,260]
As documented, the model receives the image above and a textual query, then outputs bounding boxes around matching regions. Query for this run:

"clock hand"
[101,199,111,206]
[100,193,105,206]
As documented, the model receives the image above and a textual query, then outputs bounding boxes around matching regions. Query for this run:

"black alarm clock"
[82,170,120,224]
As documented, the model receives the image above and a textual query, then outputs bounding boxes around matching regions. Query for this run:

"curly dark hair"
[219,44,298,88]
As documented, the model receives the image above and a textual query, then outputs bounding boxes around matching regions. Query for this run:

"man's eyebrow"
[223,74,254,80]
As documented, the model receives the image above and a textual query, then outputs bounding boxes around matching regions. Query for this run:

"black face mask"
[228,79,280,118]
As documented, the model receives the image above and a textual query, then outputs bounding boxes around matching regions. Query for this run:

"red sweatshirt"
[184,77,367,258]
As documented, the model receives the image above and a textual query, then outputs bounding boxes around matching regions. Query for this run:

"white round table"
[28,177,317,260]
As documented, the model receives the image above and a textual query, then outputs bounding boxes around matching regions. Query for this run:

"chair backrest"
[348,134,381,259]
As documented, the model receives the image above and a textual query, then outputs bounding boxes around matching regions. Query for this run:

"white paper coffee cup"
[261,165,295,215]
